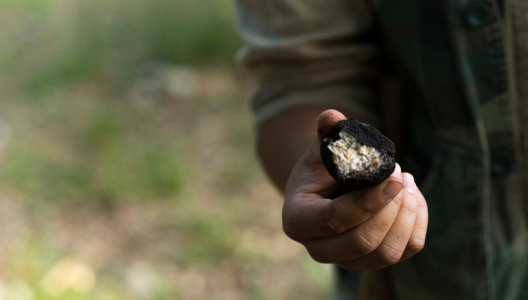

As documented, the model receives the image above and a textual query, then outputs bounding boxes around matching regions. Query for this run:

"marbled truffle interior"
[321,118,396,192]
[327,131,385,176]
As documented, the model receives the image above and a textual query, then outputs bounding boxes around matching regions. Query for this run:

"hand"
[282,109,428,270]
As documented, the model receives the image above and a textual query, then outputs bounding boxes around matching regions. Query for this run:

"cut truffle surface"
[321,118,396,192]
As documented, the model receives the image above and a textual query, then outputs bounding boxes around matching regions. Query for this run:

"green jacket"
[235,0,528,299]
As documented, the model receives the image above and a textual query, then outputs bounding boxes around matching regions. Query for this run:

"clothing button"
[463,2,492,28]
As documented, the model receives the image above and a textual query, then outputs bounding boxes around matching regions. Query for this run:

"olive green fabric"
[235,0,528,299]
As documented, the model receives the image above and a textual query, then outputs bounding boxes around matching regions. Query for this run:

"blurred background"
[0,0,333,299]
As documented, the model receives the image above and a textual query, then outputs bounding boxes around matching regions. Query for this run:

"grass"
[0,0,334,299]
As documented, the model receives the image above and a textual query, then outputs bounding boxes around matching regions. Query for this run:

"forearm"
[257,106,321,193]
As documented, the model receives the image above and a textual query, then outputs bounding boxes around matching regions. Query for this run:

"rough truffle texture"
[321,118,396,192]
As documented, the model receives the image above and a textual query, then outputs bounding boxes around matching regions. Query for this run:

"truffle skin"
[320,118,396,192]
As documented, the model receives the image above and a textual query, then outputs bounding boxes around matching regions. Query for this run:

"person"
[235,0,528,299]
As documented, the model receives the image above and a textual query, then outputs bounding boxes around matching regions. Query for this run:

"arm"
[235,0,428,297]
[237,0,381,190]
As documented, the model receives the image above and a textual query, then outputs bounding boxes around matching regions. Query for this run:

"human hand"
[282,109,428,270]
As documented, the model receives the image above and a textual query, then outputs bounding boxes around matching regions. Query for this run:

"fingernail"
[402,173,415,194]
[381,181,404,202]
[391,163,402,179]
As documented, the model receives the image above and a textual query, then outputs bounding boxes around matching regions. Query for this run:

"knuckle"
[390,190,404,206]
[327,218,347,235]
[418,196,428,209]
[407,237,425,254]
[350,232,378,256]
[378,246,404,266]
[400,195,418,214]
[383,252,402,266]
[322,205,346,235]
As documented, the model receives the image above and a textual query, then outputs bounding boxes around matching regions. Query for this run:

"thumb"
[287,110,347,196]
[301,109,347,166]
[317,109,347,143]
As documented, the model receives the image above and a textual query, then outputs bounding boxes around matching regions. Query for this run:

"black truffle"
[320,118,396,192]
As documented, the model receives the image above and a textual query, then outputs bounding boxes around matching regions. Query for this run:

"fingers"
[400,182,428,261]
[283,167,403,241]
[336,173,418,270]
[287,166,427,270]
[303,182,404,263]
[324,173,403,232]
[284,163,402,241]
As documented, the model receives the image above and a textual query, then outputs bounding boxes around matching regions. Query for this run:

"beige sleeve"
[235,0,381,130]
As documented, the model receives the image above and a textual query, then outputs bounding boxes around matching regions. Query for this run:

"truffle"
[321,118,396,192]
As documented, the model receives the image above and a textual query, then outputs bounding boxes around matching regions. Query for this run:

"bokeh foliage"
[0,0,334,299]
[0,0,242,202]
[0,0,241,94]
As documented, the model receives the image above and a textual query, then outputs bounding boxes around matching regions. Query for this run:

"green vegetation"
[0,0,333,299]
[0,0,242,95]
[1,100,188,203]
